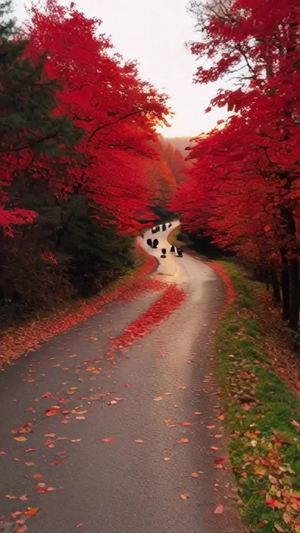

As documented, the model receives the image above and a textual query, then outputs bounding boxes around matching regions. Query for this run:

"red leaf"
[214,504,224,514]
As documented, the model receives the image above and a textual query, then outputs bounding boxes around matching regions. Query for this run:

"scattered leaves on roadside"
[45,405,60,417]
[213,503,224,514]
[191,471,203,478]
[180,493,190,501]
[214,457,225,469]
[107,284,186,358]
[24,507,40,518]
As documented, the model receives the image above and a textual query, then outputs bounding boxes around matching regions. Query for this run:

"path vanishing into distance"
[0,223,244,533]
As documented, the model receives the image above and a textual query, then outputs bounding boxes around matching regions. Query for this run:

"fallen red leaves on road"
[107,284,186,358]
[210,262,235,306]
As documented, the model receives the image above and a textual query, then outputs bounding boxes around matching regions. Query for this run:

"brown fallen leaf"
[24,461,35,467]
[210,446,219,451]
[282,513,292,525]
[154,396,163,401]
[214,457,225,469]
[179,438,189,444]
[291,419,300,431]
[45,405,60,417]
[24,507,40,518]
[266,498,285,509]
[180,493,190,500]
[163,418,175,426]
[101,437,113,443]
[214,503,224,514]
[253,465,267,477]
[241,403,253,411]
[258,520,268,529]
[33,473,43,481]
[191,471,203,478]
[36,482,56,493]
[274,524,285,532]
[16,423,33,434]
[14,436,28,442]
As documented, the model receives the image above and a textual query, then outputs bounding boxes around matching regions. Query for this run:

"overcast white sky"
[13,0,227,139]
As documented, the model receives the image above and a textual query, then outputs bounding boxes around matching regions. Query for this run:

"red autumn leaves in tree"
[173,0,300,327]
[2,0,169,235]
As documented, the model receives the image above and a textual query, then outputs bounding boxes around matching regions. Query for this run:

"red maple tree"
[23,0,169,234]
[173,0,300,327]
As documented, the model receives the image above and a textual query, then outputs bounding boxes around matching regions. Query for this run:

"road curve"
[0,223,244,533]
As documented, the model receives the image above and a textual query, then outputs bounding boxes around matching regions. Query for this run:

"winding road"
[0,223,244,533]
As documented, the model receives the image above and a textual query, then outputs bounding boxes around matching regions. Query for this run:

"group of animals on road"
[144,222,184,259]
[151,223,170,234]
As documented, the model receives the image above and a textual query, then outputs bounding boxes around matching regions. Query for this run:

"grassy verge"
[167,226,191,249]
[217,262,300,533]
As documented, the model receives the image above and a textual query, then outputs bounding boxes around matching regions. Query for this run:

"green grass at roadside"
[167,226,191,249]
[217,261,300,533]
[168,225,300,530]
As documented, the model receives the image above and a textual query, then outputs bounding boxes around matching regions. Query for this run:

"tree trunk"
[271,268,281,303]
[281,250,290,321]
[289,257,299,330]
[266,276,270,291]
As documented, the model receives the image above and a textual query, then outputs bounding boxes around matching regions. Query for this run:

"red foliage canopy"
[2,0,169,234]
[173,0,300,265]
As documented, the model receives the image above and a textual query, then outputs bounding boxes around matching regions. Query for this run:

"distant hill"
[162,136,193,155]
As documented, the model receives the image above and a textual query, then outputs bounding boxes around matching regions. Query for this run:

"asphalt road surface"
[0,223,244,533]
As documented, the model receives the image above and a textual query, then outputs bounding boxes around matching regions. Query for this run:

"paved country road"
[0,224,244,533]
